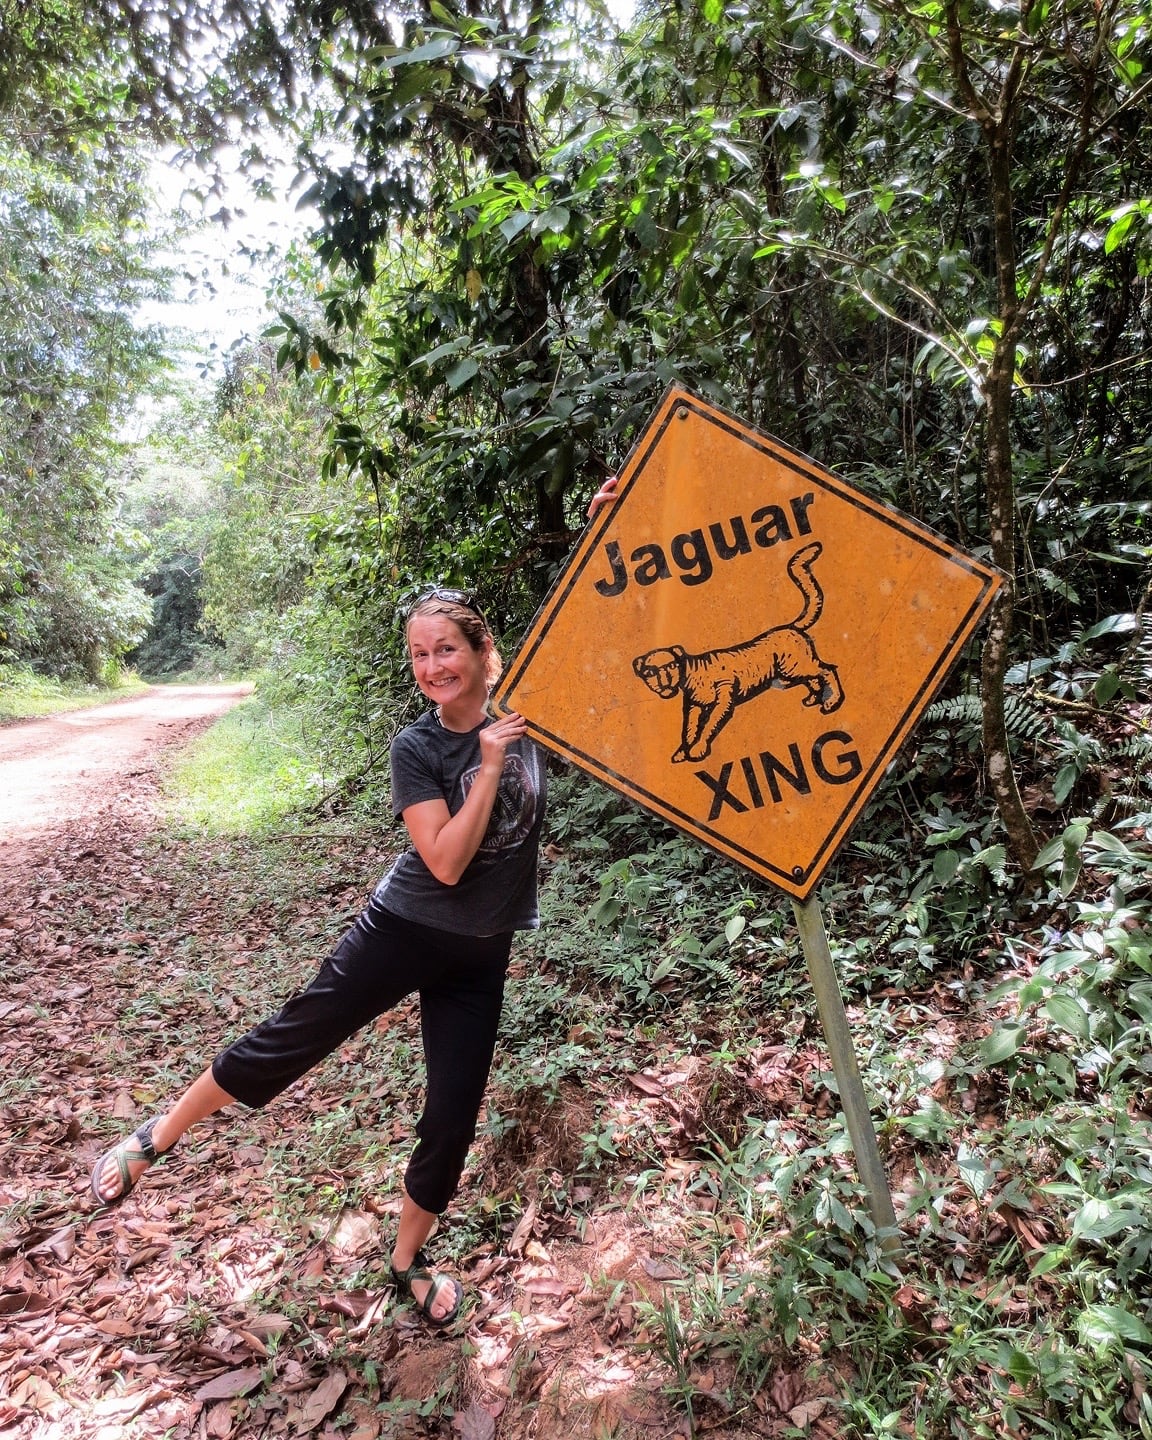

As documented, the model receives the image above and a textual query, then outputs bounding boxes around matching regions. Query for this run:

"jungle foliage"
[0,1,173,680]
[2,1,1151,1435]
[79,0,1149,863]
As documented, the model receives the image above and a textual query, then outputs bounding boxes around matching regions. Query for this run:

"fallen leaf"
[0,1290,52,1316]
[206,1400,235,1437]
[193,1367,264,1403]
[508,1201,537,1255]
[770,1368,804,1414]
[523,1278,570,1297]
[301,1249,326,1279]
[244,1312,294,1339]
[287,1370,348,1431]
[642,1258,681,1281]
[8,1374,63,1414]
[27,1225,76,1262]
[452,1400,496,1440]
[331,1208,377,1255]
[112,1091,137,1120]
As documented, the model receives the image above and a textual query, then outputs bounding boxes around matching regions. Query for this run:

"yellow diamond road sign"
[494,386,1003,900]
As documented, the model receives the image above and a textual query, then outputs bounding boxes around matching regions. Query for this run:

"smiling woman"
[87,581,553,1328]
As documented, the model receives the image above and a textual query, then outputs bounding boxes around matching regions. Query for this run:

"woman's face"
[407,613,490,712]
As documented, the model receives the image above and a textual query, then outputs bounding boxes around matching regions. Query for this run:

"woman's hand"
[587,475,620,518]
[404,712,528,885]
[478,711,527,771]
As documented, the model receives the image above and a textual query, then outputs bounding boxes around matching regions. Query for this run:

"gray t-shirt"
[374,710,546,935]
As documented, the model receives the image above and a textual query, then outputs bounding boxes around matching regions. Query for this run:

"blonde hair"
[406,596,503,689]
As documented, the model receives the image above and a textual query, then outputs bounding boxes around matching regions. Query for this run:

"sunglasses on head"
[411,586,487,623]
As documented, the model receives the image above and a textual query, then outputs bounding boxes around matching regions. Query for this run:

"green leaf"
[1052,763,1079,806]
[1094,669,1122,704]
[1043,992,1090,1040]
[1072,1204,1142,1241]
[536,205,571,234]
[724,914,746,944]
[590,896,621,926]
[933,848,960,884]
[980,1023,1025,1066]
[384,36,460,67]
[445,357,479,391]
[957,1143,995,1198]
[1077,1303,1152,1348]
[1059,851,1083,898]
[650,953,678,984]
[997,1342,1038,1382]
[1082,611,1136,639]
[1032,835,1065,870]
[499,211,533,243]
[833,1267,869,1303]
[1105,209,1138,253]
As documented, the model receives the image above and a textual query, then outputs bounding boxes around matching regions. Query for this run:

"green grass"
[163,689,334,835]
[0,664,149,721]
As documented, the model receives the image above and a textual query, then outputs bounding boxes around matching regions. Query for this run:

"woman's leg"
[91,1068,236,1202]
[391,1192,453,1320]
[403,935,512,1215]
[391,932,512,1318]
[91,900,415,1204]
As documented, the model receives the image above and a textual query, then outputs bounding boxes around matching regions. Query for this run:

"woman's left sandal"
[90,1118,169,1206]
[390,1251,464,1328]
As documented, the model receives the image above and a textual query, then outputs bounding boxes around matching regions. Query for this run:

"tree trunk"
[978,125,1040,872]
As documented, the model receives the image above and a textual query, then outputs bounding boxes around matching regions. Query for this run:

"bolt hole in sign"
[493,386,1002,900]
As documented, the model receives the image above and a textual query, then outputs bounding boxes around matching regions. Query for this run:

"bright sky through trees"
[140,149,316,375]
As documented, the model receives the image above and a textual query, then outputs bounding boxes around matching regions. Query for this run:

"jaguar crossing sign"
[494,386,1002,900]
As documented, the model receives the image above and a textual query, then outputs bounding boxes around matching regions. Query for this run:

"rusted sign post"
[494,386,1001,1244]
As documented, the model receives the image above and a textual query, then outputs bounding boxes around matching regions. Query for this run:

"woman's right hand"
[479,710,527,771]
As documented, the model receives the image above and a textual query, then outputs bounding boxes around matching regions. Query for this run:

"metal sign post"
[792,896,900,1256]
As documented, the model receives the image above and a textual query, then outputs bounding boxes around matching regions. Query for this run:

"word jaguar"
[633,541,844,763]
[592,491,816,595]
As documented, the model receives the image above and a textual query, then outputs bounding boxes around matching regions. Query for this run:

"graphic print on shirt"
[461,750,540,852]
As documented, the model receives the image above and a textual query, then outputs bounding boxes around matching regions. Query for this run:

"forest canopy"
[1,0,1148,858]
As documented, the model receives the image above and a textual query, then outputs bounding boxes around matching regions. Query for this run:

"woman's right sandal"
[90,1117,169,1206]
[390,1250,464,1327]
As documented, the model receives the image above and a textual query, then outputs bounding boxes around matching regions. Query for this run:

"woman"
[90,479,619,1327]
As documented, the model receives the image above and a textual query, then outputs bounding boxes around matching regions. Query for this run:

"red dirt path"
[0,685,253,863]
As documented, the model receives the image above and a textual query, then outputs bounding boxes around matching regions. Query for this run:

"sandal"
[90,1117,169,1206]
[390,1249,464,1327]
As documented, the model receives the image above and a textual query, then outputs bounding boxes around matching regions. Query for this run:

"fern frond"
[1102,792,1152,822]
[1003,695,1049,743]
[924,694,982,726]
[851,840,904,865]
[924,691,1047,743]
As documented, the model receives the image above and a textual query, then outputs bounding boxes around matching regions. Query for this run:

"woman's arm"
[401,712,527,885]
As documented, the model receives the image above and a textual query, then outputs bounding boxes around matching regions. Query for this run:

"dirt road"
[0,684,253,859]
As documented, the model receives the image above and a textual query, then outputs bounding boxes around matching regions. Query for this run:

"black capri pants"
[212,897,513,1214]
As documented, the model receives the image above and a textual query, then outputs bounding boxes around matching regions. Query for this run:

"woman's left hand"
[587,475,619,518]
